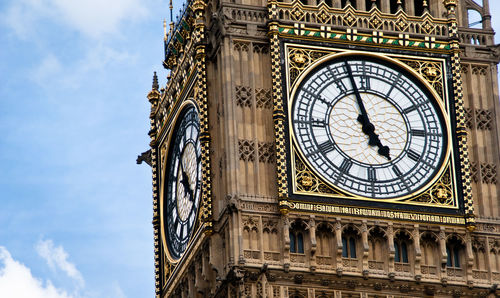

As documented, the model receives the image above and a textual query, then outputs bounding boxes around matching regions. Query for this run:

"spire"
[152,71,159,91]
[371,0,377,9]
[169,0,173,23]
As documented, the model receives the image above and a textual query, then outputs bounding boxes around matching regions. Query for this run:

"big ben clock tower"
[144,0,500,296]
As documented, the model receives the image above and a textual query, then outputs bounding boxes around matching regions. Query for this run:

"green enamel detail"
[304,30,311,35]
[356,36,362,41]
[418,42,426,48]
[314,32,321,37]
[366,37,373,43]
[279,27,285,33]
[383,38,389,43]
[393,40,400,45]
[408,41,415,46]
[288,29,295,34]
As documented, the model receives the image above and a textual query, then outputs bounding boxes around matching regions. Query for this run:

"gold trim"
[159,99,203,264]
[286,47,454,205]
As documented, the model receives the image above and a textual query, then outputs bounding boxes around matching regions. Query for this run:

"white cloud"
[36,239,84,288]
[50,0,148,38]
[2,0,149,39]
[0,246,74,298]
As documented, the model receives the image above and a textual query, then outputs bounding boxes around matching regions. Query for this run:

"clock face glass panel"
[164,105,201,260]
[291,56,448,199]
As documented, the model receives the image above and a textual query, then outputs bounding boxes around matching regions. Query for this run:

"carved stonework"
[471,65,488,76]
[464,107,474,129]
[480,163,497,184]
[476,109,493,130]
[470,161,479,183]
[239,139,255,162]
[235,85,253,108]
[258,141,275,163]
[255,88,272,109]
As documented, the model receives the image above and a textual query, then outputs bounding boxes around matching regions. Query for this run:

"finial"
[423,0,429,13]
[169,0,173,23]
[152,72,159,91]
[396,0,402,11]
[371,0,377,9]
[345,0,351,6]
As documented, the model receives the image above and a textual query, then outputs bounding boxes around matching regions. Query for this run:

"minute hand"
[344,61,391,160]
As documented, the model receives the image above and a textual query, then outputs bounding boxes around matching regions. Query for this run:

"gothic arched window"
[395,241,409,263]
[446,237,464,268]
[342,227,359,259]
[289,229,304,253]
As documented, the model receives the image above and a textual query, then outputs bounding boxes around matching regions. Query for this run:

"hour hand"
[357,114,391,160]
[180,160,194,201]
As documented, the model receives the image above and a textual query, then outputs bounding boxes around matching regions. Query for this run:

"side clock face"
[291,55,448,199]
[164,105,201,260]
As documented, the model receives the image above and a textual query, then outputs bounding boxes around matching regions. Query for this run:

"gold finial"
[423,0,429,13]
[396,0,402,11]
[371,0,377,9]
[169,0,173,23]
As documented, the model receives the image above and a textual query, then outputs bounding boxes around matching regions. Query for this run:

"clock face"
[164,105,201,260]
[291,55,448,199]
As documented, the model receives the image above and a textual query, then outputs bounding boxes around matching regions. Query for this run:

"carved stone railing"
[263,251,281,262]
[272,1,449,39]
[458,28,495,46]
[222,4,268,25]
[420,265,438,278]
[244,249,261,260]
[472,269,489,281]
[395,262,411,273]
[290,253,307,264]
[316,255,334,267]
[342,258,359,272]
[446,267,465,281]
[368,260,385,271]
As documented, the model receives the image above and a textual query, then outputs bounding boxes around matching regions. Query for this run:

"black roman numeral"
[403,105,418,114]
[318,141,335,153]
[339,158,353,174]
[392,165,403,177]
[311,118,326,127]
[411,129,426,137]
[407,149,420,162]
[367,167,376,182]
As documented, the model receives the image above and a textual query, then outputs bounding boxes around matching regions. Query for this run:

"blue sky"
[0,1,499,298]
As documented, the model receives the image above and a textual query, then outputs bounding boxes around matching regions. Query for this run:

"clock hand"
[344,61,391,161]
[179,158,195,202]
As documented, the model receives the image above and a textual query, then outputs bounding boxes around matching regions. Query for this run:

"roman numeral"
[407,149,420,162]
[392,165,403,177]
[311,118,326,127]
[339,158,353,174]
[411,129,426,137]
[403,105,418,114]
[360,76,370,90]
[318,141,335,153]
[367,168,376,182]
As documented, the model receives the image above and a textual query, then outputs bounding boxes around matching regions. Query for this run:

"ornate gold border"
[159,99,203,264]
[284,45,460,209]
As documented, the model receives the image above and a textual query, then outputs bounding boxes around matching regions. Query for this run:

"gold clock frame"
[277,42,469,223]
[159,99,204,264]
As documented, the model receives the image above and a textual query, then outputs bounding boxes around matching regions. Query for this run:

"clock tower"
[144,0,500,297]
